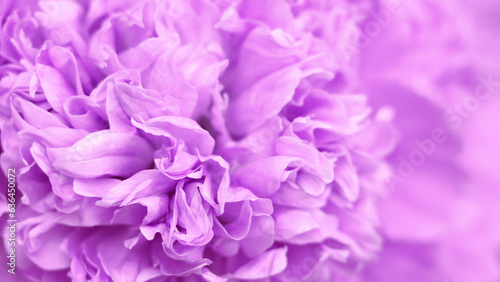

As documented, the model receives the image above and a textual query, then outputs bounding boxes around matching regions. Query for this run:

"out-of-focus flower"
[355,0,500,281]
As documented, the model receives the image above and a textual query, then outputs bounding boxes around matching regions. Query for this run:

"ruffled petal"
[51,131,154,178]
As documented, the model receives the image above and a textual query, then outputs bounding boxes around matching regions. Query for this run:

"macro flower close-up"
[0,0,499,281]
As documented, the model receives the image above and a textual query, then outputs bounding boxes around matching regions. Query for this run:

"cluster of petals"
[2,0,499,281]
[0,0,394,281]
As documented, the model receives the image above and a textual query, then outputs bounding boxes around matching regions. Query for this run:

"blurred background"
[356,0,500,281]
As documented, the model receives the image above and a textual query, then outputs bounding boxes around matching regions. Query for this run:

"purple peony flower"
[1,0,499,281]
